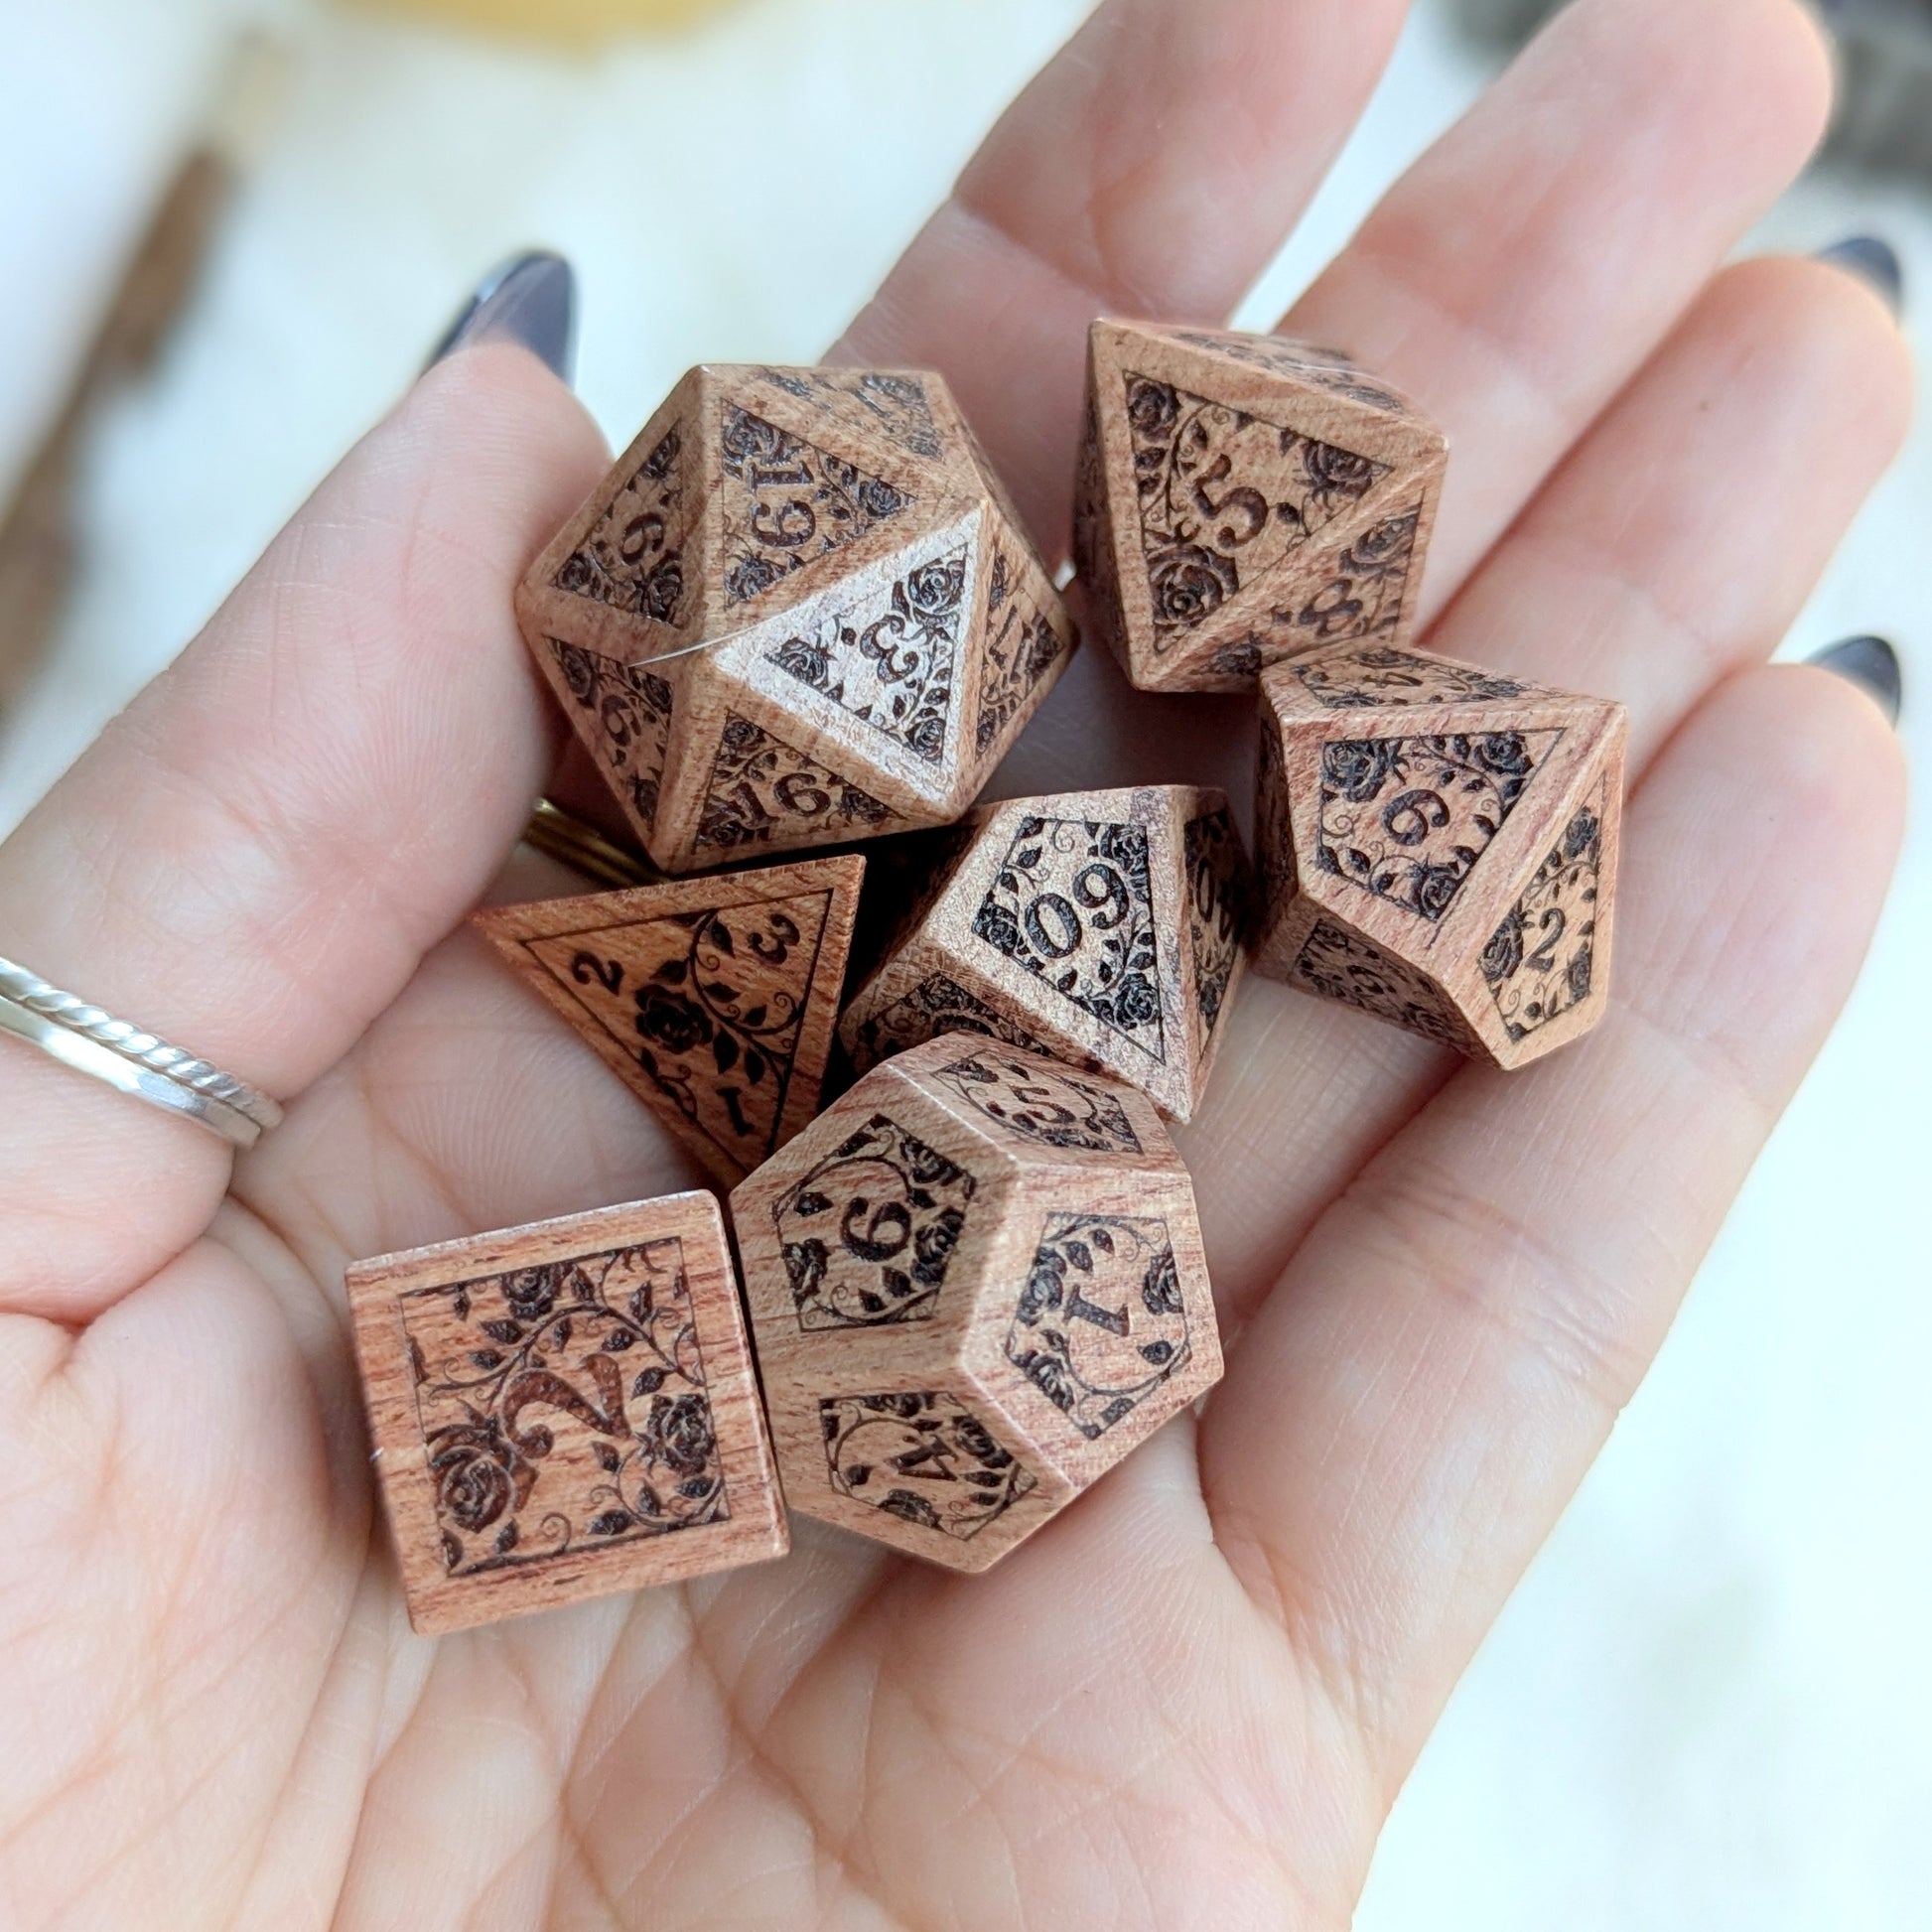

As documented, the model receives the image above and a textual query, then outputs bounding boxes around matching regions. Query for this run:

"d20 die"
[838,786,1252,1122]
[1073,320,1448,693]
[347,1193,785,1635]
[473,854,864,1184]
[517,363,1076,874]
[1252,640,1627,1066]
[729,1036,1222,1572]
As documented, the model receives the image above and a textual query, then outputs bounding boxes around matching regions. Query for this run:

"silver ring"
[0,953,282,1149]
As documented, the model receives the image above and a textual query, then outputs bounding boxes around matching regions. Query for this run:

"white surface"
[0,2,1924,1925]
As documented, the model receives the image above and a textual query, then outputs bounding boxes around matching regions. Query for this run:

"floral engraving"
[1071,396,1116,638]
[1006,1214,1189,1440]
[719,405,913,606]
[820,1392,1035,1539]
[1170,331,1412,414]
[973,815,1166,1061]
[1254,721,1295,912]
[846,972,1048,1074]
[1483,792,1604,1041]
[975,543,1069,756]
[1126,371,1389,652]
[1182,809,1246,1037]
[1291,645,1533,710]
[931,1047,1142,1154]
[1281,503,1423,649]
[546,639,675,834]
[1291,919,1470,1049]
[516,889,835,1169]
[759,367,945,462]
[1315,729,1560,920]
[696,714,898,853]
[774,1113,975,1329]
[766,548,967,763]
[401,1238,725,1578]
[553,424,689,626]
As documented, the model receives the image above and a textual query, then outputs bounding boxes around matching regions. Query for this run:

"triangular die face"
[1273,643,1560,718]
[694,713,901,857]
[1312,727,1563,922]
[1258,496,1426,661]
[1289,917,1475,1051]
[1154,327,1421,418]
[716,402,917,609]
[542,638,676,838]
[1123,368,1390,660]
[975,534,1071,759]
[1480,780,1608,1044]
[511,888,836,1172]
[752,366,949,466]
[970,811,1168,1064]
[761,540,972,768]
[552,420,694,632]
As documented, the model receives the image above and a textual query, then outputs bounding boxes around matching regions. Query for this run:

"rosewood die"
[347,1193,785,1634]
[1074,320,1447,693]
[730,1037,1222,1573]
[517,364,1076,874]
[1253,641,1627,1065]
[839,786,1253,1122]
[474,855,864,1184]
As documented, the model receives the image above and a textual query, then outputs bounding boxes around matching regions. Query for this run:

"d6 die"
[730,1037,1223,1572]
[1074,320,1447,692]
[838,785,1253,1121]
[1253,640,1627,1065]
[517,364,1076,873]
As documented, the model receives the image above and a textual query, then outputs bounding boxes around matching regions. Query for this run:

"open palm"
[0,1,1907,1926]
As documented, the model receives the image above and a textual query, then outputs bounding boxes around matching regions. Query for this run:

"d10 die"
[1073,320,1447,693]
[517,363,1076,874]
[838,785,1253,1121]
[346,1193,786,1635]
[729,1036,1223,1572]
[1253,640,1627,1065]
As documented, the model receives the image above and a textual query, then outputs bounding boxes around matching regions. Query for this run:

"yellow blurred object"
[349,0,743,42]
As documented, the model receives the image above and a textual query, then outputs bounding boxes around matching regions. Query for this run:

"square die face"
[350,1197,782,1634]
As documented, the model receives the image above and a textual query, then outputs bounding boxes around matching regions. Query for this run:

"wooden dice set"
[348,332,1626,1632]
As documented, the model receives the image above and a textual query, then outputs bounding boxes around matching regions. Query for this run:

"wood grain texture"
[346,1193,786,1635]
[1073,321,1448,694]
[473,855,864,1184]
[838,786,1253,1122]
[516,365,1077,874]
[1252,640,1628,1067]
[729,1036,1222,1573]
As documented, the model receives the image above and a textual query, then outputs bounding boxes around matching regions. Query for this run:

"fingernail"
[427,250,577,381]
[1813,236,1904,319]
[1807,634,1902,727]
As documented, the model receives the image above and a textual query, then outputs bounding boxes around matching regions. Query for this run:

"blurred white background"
[0,1,1925,1924]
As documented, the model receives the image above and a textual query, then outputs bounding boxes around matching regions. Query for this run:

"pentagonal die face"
[838,785,1253,1122]
[730,1038,1223,1571]
[1074,321,1449,695]
[1252,641,1628,1067]
[517,364,1075,874]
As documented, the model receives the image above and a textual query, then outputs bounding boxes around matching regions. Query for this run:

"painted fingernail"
[1807,634,1902,727]
[427,250,577,381]
[1813,236,1904,318]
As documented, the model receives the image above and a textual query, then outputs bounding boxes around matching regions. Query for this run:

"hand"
[0,1,1905,1925]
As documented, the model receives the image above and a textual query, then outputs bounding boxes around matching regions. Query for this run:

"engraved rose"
[1303,440,1377,500]
[502,1264,563,1323]
[720,406,790,472]
[903,553,966,621]
[639,555,683,623]
[1481,908,1524,984]
[1472,732,1533,776]
[1567,943,1593,1002]
[1412,863,1463,921]
[1565,807,1600,860]
[912,1207,965,1285]
[553,640,599,706]
[1148,543,1237,627]
[426,1421,527,1537]
[641,1392,716,1478]
[1127,377,1179,438]
[951,1412,1013,1470]
[858,477,910,519]
[1347,513,1417,574]
[1109,973,1160,1031]
[1321,738,1401,801]
[633,987,713,1055]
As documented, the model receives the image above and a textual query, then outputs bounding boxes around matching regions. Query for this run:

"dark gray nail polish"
[1808,634,1902,727]
[1813,236,1904,319]
[427,251,577,382]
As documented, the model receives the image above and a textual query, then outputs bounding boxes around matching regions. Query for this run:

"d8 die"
[1253,640,1627,1065]
[346,1193,786,1634]
[730,1036,1223,1572]
[838,785,1253,1122]
[517,363,1076,874]
[1074,320,1447,693]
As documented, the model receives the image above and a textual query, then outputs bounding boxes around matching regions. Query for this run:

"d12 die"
[729,1036,1222,1572]
[516,363,1076,874]
[1073,320,1447,693]
[346,1193,786,1635]
[1253,640,1627,1066]
[837,785,1253,1122]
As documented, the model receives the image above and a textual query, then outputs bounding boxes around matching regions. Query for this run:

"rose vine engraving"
[932,1046,1142,1154]
[846,972,1049,1074]
[1290,645,1533,710]
[1291,919,1470,1049]
[546,639,675,834]
[1283,502,1423,649]
[974,543,1069,757]
[553,424,689,626]
[1169,331,1412,414]
[1482,793,1603,1041]
[759,367,945,463]
[696,715,897,853]
[820,1392,1035,1540]
[1182,809,1246,1035]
